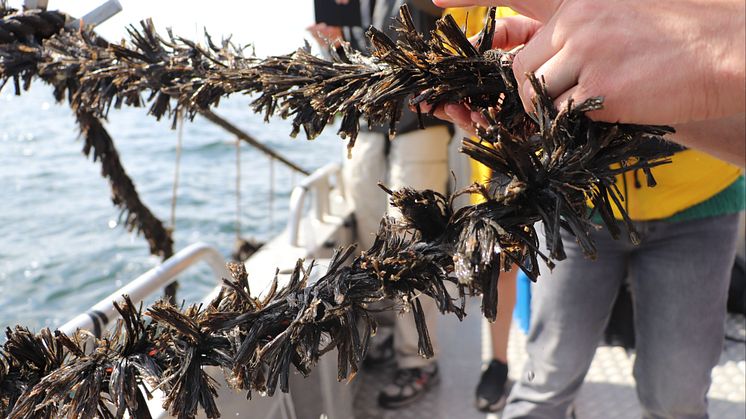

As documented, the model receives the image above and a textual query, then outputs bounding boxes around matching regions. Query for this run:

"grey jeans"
[503,213,741,419]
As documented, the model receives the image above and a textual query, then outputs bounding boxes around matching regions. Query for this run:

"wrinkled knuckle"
[579,72,609,102]
[562,32,592,58]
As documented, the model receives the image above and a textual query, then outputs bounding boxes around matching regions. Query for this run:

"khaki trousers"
[342,126,451,368]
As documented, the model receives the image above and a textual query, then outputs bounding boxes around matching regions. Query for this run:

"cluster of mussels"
[0,5,677,418]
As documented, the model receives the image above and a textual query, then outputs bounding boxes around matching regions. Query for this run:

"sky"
[8,0,317,56]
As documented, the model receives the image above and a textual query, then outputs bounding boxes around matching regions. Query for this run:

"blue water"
[0,84,344,331]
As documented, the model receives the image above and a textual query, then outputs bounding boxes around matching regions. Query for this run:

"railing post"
[67,0,123,29]
[286,164,341,248]
[314,178,330,222]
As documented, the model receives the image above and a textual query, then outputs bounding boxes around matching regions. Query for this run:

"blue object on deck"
[513,270,532,333]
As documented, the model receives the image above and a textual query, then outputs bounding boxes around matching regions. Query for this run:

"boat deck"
[352,298,746,419]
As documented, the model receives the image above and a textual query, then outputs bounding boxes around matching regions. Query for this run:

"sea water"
[0,84,344,331]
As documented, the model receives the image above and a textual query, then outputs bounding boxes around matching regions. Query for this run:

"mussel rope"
[269,156,275,233]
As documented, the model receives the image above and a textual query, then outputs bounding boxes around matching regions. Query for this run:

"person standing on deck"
[428,1,746,416]
[309,0,453,409]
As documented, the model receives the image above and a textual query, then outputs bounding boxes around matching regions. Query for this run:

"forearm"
[705,0,746,120]
[671,113,746,167]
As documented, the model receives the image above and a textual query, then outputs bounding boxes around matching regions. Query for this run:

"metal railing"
[60,161,349,335]
[55,162,352,419]
[59,242,229,336]
[24,0,123,28]
[286,163,344,247]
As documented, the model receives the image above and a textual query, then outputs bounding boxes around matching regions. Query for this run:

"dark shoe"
[363,333,394,369]
[475,359,509,412]
[377,364,440,409]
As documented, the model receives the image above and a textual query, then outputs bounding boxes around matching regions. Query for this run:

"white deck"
[351,299,746,419]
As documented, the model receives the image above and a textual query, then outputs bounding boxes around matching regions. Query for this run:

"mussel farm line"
[1,5,677,418]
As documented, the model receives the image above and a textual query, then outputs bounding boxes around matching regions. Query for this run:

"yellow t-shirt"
[445,7,517,37]
[605,151,741,220]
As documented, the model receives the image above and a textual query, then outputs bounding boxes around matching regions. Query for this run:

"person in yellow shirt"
[441,4,745,418]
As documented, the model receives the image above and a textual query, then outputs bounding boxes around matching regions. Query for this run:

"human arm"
[431,0,745,161]
[510,0,746,126]
[670,114,746,167]
[434,0,746,126]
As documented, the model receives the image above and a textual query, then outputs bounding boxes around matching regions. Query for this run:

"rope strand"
[235,136,241,242]
[269,156,275,234]
[169,110,184,229]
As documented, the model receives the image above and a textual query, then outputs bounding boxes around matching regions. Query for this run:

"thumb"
[490,15,544,50]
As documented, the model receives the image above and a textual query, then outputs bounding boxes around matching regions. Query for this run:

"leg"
[504,228,629,419]
[629,214,740,419]
[342,131,387,250]
[377,126,450,409]
[342,132,397,367]
[476,268,518,412]
[341,131,387,250]
[387,126,451,368]
[491,268,518,364]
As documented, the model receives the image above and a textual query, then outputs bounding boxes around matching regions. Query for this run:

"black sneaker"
[377,363,440,409]
[475,359,509,412]
[363,332,395,369]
